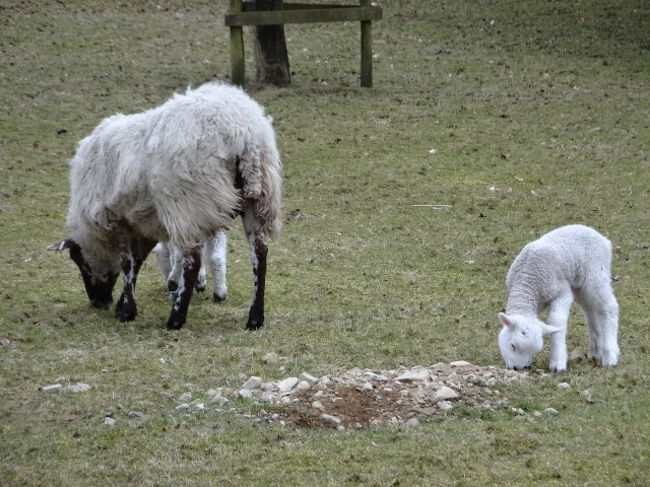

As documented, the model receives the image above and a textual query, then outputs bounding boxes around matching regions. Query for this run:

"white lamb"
[498,224,619,372]
[48,82,282,330]
[152,231,229,302]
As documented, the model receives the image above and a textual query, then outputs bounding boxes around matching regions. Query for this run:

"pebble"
[262,352,280,364]
[396,367,429,382]
[544,408,559,415]
[449,360,472,367]
[103,417,116,426]
[299,372,319,384]
[176,403,190,410]
[434,386,459,400]
[242,376,263,390]
[321,413,342,424]
[312,400,325,410]
[66,383,91,393]
[0,338,10,346]
[128,411,144,418]
[179,392,192,401]
[277,377,299,393]
[40,384,62,392]
[437,401,454,411]
[238,389,255,399]
[557,382,571,390]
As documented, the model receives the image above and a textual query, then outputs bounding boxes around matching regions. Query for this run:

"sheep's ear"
[498,313,515,327]
[47,239,76,251]
[540,323,563,336]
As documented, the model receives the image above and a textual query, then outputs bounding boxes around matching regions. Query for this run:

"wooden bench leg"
[230,0,245,85]
[360,1,372,87]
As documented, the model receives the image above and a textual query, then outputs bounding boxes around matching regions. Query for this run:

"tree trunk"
[254,0,291,86]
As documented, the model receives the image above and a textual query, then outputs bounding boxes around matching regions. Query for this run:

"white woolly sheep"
[48,82,282,330]
[152,231,228,302]
[498,224,619,372]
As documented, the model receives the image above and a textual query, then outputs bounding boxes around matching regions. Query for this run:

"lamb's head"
[47,238,120,309]
[498,313,562,369]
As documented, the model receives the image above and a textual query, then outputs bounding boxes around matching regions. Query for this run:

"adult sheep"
[48,82,282,330]
[498,224,619,371]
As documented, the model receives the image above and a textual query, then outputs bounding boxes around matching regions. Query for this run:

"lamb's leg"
[546,294,573,372]
[207,231,228,302]
[166,246,201,330]
[578,282,620,367]
[115,237,157,322]
[243,209,267,330]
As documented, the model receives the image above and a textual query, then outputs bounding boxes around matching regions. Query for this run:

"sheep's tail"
[239,133,283,240]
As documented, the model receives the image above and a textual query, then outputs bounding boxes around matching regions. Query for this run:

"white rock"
[242,376,263,390]
[321,413,342,424]
[299,372,319,384]
[261,382,277,392]
[449,360,472,367]
[238,389,255,399]
[104,417,116,426]
[262,352,280,364]
[277,377,299,393]
[0,338,10,346]
[40,383,62,392]
[196,403,205,410]
[358,382,374,391]
[128,411,143,418]
[435,386,459,400]
[66,383,91,393]
[364,372,389,381]
[396,367,429,382]
[312,400,325,410]
[313,390,324,398]
[206,388,220,397]
[544,408,559,415]
[557,382,571,390]
[176,403,190,410]
[404,418,420,428]
[179,392,192,401]
[296,380,312,391]
[438,401,454,410]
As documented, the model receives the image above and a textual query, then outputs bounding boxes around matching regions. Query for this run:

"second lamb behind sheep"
[498,224,619,372]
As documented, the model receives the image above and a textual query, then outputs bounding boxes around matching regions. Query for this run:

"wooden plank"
[225,5,382,26]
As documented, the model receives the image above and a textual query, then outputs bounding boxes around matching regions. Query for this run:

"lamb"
[48,82,282,330]
[498,224,619,372]
[152,231,229,302]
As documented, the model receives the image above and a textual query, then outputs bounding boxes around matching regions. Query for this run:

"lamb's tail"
[239,134,283,240]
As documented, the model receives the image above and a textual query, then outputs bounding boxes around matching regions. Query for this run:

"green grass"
[1,0,650,485]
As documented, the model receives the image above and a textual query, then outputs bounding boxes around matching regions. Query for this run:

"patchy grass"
[1,0,649,486]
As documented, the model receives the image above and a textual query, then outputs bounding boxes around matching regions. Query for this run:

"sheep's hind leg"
[207,231,228,302]
[246,237,267,330]
[166,247,201,330]
[546,293,573,372]
[577,281,620,367]
[115,238,156,322]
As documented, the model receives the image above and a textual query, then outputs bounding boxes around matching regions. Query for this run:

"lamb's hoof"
[166,318,184,330]
[213,292,227,303]
[246,319,264,331]
[195,284,206,293]
[167,280,178,292]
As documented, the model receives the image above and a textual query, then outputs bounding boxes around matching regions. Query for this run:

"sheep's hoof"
[195,284,206,293]
[213,292,227,303]
[167,280,178,292]
[245,318,264,331]
[166,318,184,330]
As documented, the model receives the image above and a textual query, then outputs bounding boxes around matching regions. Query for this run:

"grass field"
[1,1,649,485]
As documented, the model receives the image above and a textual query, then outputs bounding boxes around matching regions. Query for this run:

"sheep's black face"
[48,239,119,309]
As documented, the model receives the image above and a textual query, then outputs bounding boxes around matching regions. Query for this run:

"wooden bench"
[225,1,383,87]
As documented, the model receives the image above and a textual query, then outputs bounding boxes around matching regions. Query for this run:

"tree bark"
[254,0,291,86]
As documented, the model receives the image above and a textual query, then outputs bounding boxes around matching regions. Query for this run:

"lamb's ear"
[47,239,76,251]
[540,323,563,336]
[498,312,515,327]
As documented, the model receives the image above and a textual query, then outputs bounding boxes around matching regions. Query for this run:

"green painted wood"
[225,5,382,26]
[229,0,245,85]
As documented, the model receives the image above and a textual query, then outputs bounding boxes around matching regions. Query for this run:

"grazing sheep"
[498,224,619,372]
[152,231,228,302]
[48,82,282,330]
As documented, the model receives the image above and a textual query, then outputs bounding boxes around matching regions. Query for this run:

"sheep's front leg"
[246,237,267,330]
[166,247,201,330]
[115,238,156,322]
[546,294,573,372]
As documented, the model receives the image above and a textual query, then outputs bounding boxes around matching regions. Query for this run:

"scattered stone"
[210,395,230,406]
[277,377,299,393]
[449,360,472,367]
[242,376,263,390]
[103,417,116,426]
[160,391,174,400]
[299,372,319,384]
[396,367,429,382]
[128,411,144,418]
[296,380,312,391]
[196,403,205,410]
[321,413,342,424]
[582,389,595,404]
[557,382,571,390]
[176,403,190,410]
[0,338,10,346]
[312,400,325,410]
[437,401,454,411]
[434,386,459,400]
[66,383,91,393]
[262,352,280,364]
[81,413,93,420]
[238,389,255,399]
[544,408,559,415]
[364,372,389,381]
[40,383,62,392]
[357,382,374,391]
[404,418,420,428]
[179,392,192,401]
